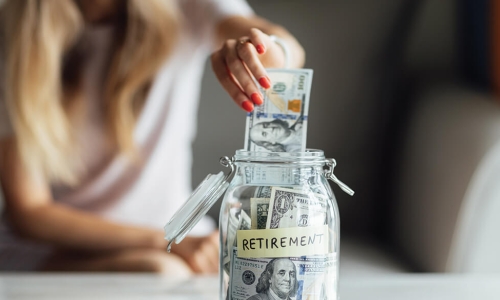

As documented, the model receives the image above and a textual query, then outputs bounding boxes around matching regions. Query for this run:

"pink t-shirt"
[0,0,252,270]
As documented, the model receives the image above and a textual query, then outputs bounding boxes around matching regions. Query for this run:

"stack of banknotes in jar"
[222,69,338,300]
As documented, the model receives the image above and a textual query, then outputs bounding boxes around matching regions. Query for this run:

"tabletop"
[0,273,499,300]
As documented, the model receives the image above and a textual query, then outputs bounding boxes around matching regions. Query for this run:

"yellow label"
[236,225,329,258]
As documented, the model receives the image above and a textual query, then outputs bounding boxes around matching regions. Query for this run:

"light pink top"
[0,0,252,270]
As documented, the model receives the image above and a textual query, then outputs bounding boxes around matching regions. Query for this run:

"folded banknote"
[244,69,313,153]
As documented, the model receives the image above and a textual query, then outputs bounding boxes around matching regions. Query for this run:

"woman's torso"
[0,0,252,270]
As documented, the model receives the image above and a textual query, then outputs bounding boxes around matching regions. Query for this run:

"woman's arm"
[211,15,305,111]
[215,15,305,68]
[0,138,218,273]
[0,138,167,253]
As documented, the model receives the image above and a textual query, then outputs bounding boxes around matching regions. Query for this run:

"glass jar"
[164,149,353,300]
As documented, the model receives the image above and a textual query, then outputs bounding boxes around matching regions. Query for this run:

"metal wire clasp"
[220,156,235,179]
[324,159,355,196]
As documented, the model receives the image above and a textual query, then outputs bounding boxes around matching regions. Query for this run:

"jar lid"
[164,157,234,251]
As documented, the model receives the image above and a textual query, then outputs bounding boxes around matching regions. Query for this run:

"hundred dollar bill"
[293,254,338,300]
[223,209,251,274]
[224,209,251,256]
[228,247,337,300]
[250,198,270,229]
[266,187,328,229]
[244,69,313,153]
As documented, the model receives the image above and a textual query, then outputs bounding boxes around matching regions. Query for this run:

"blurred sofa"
[391,0,500,273]
[194,0,500,274]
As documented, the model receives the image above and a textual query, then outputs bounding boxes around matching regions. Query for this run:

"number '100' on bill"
[244,69,313,153]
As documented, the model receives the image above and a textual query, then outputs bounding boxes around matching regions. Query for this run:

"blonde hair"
[1,0,178,185]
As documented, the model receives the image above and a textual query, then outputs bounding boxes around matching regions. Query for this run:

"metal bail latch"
[220,156,235,176]
[324,159,355,196]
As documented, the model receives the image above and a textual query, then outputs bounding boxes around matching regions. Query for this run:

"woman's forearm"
[8,203,167,253]
[0,140,167,253]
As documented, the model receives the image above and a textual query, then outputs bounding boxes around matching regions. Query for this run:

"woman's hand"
[211,28,286,112]
[170,231,219,274]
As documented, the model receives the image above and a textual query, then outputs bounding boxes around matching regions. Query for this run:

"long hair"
[0,0,178,185]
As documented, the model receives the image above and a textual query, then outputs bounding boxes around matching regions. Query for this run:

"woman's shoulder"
[173,0,254,51]
[176,0,253,39]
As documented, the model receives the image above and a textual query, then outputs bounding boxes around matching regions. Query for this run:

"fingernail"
[258,76,271,89]
[250,93,263,105]
[256,44,265,54]
[242,100,254,112]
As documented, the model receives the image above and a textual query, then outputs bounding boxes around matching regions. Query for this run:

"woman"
[0,0,304,274]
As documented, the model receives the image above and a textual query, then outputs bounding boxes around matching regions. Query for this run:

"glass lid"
[164,157,234,251]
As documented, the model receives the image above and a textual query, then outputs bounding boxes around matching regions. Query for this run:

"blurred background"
[193,0,500,274]
[0,0,499,275]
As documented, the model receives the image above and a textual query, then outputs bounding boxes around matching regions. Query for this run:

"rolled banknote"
[266,187,328,229]
[254,186,273,198]
[223,209,251,274]
[228,247,337,300]
[244,69,313,153]
[250,198,270,229]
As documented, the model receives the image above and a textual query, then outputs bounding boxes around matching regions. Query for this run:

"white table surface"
[0,273,498,300]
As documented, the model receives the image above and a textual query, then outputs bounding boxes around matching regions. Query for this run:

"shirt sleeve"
[0,34,13,140]
[179,0,254,49]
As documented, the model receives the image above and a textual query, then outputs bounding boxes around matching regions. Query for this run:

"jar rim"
[234,149,325,163]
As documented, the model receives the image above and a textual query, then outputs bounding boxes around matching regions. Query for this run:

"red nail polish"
[256,44,265,54]
[242,100,254,112]
[258,77,271,89]
[250,93,263,105]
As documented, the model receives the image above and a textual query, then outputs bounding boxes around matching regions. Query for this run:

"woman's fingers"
[190,250,212,274]
[190,233,219,274]
[235,38,270,95]
[211,50,255,112]
[244,29,272,90]
[203,232,219,273]
[211,30,276,111]
[225,39,264,106]
[248,28,267,55]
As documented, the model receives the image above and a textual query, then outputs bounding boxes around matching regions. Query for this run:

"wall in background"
[194,0,411,237]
